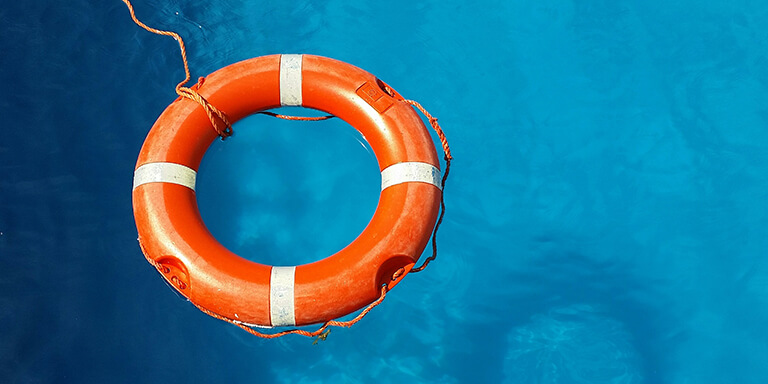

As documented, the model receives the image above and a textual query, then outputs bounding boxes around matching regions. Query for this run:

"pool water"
[1,1,767,383]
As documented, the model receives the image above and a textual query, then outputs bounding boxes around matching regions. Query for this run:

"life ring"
[132,54,442,327]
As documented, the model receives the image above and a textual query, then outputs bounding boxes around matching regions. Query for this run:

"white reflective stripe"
[381,162,442,190]
[279,54,302,106]
[133,162,197,191]
[270,266,296,327]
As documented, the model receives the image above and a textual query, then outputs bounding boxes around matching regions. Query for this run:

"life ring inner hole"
[196,107,381,267]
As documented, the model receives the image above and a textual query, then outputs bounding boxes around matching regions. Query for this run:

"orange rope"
[257,111,334,121]
[123,0,451,338]
[402,99,452,162]
[194,285,390,340]
[122,0,336,135]
[121,0,233,138]
[401,99,452,273]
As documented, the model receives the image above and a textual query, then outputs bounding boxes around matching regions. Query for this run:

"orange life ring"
[132,54,442,327]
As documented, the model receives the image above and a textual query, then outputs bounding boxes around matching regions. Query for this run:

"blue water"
[2,1,767,383]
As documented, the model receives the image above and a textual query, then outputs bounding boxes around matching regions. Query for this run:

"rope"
[122,0,337,136]
[121,0,233,138]
[401,99,452,273]
[256,111,334,121]
[402,100,453,162]
[195,284,390,340]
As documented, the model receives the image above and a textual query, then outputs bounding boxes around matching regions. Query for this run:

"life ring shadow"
[498,250,677,383]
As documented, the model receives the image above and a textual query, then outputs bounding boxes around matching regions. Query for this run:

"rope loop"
[193,284,390,340]
[402,99,452,273]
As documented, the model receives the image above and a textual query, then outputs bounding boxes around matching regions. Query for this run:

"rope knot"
[175,84,233,139]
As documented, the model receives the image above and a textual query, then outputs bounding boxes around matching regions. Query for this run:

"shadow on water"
[440,248,677,384]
